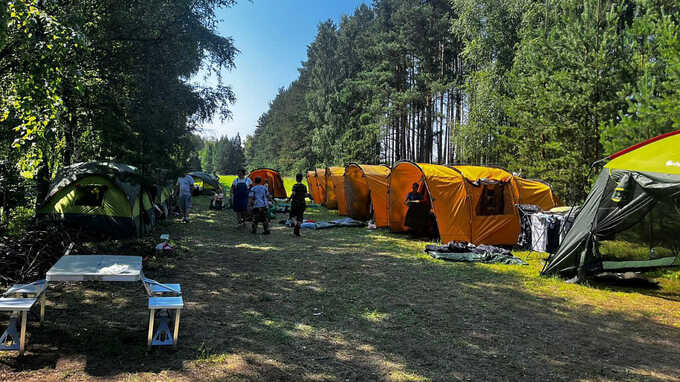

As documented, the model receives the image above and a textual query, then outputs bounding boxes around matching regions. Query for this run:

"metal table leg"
[19,311,27,355]
[147,309,155,350]
[40,293,46,324]
[173,309,181,349]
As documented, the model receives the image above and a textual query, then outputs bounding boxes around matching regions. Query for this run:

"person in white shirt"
[176,174,195,223]
[249,176,271,234]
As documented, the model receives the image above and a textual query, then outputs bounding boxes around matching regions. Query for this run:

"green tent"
[187,171,222,194]
[37,161,155,238]
[542,131,680,277]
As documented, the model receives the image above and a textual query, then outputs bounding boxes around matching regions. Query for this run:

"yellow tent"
[389,162,521,245]
[344,163,391,227]
[325,167,348,214]
[513,177,561,210]
[306,170,322,204]
[316,168,327,206]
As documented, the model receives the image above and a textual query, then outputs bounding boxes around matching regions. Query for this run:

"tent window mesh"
[476,183,505,216]
[75,185,107,207]
[598,198,680,262]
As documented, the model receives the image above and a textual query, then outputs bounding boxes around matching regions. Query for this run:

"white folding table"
[44,255,182,350]
[46,255,144,282]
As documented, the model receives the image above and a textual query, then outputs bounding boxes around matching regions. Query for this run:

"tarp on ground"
[425,242,527,265]
[344,164,391,227]
[249,168,286,198]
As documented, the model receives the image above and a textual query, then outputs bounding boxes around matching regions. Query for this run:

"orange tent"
[389,162,523,245]
[325,167,348,214]
[344,164,391,227]
[315,168,327,206]
[306,170,322,204]
[249,168,287,198]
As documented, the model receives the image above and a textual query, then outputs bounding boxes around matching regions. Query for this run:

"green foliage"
[602,6,680,153]
[505,0,632,202]
[199,133,246,174]
[0,0,240,230]
[246,0,680,206]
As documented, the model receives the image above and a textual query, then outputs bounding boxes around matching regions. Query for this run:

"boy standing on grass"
[249,176,271,234]
[288,173,308,237]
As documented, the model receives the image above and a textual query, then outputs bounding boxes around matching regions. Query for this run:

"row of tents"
[35,164,290,239]
[35,164,234,239]
[307,131,680,278]
[307,162,561,246]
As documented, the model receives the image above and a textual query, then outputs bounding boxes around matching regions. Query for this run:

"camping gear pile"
[517,206,577,253]
[425,242,527,265]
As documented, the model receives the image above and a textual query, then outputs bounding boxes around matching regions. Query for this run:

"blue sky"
[197,0,367,139]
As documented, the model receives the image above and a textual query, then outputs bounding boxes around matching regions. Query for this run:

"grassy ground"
[1,196,680,381]
[218,175,306,196]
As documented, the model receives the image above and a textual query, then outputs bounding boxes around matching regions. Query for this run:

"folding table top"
[46,255,143,282]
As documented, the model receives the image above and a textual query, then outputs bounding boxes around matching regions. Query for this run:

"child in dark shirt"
[288,173,308,236]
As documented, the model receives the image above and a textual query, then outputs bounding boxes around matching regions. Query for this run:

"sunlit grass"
[4,193,680,381]
[219,174,307,196]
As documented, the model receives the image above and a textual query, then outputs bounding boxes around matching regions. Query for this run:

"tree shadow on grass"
[2,198,679,381]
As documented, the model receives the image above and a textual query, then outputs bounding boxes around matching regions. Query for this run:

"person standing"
[176,173,195,223]
[231,169,252,225]
[288,173,308,237]
[249,176,271,234]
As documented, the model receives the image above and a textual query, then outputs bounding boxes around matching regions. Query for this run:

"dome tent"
[543,130,680,278]
[188,171,222,194]
[249,168,287,198]
[37,161,155,238]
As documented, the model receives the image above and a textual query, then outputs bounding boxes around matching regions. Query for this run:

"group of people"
[177,172,429,237]
[231,170,309,236]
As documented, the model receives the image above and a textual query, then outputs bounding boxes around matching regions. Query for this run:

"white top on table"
[46,255,143,282]
[4,280,47,296]
[0,298,37,311]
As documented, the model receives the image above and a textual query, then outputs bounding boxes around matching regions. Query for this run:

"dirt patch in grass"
[1,197,680,381]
